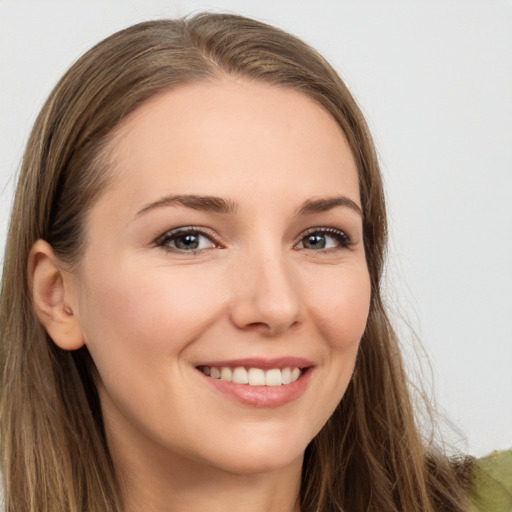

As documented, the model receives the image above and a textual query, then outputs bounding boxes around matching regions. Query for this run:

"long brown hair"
[0,13,468,512]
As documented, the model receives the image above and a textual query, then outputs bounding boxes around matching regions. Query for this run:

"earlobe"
[28,240,85,351]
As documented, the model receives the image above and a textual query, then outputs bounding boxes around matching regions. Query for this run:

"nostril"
[242,318,300,337]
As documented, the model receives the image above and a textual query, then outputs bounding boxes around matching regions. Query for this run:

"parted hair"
[0,13,468,512]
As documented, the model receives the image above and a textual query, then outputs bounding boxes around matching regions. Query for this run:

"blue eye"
[296,228,351,250]
[156,228,216,252]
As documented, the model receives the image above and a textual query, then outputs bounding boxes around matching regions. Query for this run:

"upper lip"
[195,357,314,370]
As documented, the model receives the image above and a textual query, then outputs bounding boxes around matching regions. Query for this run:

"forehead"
[103,77,360,209]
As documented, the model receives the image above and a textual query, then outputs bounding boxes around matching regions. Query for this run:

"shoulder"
[468,449,512,512]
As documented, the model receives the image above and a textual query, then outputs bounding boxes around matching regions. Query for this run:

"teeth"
[248,368,265,386]
[265,368,282,386]
[200,366,303,386]
[220,367,232,382]
[232,366,249,384]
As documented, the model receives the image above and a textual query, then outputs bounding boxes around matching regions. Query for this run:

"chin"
[200,431,308,476]
[217,451,304,477]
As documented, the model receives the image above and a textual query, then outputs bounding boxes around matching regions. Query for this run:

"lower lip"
[198,368,312,408]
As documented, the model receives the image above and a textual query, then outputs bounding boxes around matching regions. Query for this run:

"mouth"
[197,365,304,386]
[195,358,313,408]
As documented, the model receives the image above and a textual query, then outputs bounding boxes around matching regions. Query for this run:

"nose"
[228,247,303,337]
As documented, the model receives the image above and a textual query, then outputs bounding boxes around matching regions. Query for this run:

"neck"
[126,460,301,512]
[121,449,302,512]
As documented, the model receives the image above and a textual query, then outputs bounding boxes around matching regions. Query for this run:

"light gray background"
[1,0,511,457]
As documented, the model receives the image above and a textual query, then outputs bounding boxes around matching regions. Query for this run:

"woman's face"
[70,78,371,476]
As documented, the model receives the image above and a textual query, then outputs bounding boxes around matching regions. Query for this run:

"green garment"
[469,450,512,512]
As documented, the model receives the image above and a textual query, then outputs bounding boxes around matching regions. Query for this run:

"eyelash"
[296,227,352,251]
[154,226,352,253]
[155,226,219,253]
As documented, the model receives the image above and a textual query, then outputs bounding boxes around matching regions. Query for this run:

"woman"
[0,12,506,512]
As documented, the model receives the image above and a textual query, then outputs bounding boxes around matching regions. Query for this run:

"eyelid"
[295,226,352,249]
[153,225,353,253]
[154,226,221,251]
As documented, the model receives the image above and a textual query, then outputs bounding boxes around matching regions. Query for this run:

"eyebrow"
[135,193,362,218]
[297,196,363,218]
[136,194,238,217]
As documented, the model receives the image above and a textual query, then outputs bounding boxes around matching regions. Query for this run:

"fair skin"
[30,78,371,512]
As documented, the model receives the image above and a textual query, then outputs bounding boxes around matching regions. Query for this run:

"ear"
[28,240,85,350]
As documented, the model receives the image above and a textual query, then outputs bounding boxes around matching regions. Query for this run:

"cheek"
[75,259,230,444]
[302,263,371,412]
[76,260,226,375]
[306,264,371,350]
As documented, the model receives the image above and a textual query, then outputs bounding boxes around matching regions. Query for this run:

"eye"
[155,227,217,252]
[296,228,351,251]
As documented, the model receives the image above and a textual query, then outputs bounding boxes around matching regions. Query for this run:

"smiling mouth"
[197,366,304,387]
